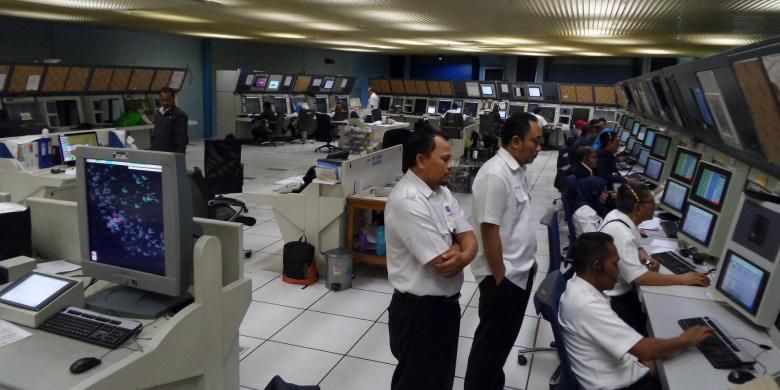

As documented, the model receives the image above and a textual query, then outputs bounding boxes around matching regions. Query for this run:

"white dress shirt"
[599,210,647,296]
[572,205,602,237]
[532,113,548,127]
[559,274,649,389]
[470,147,537,288]
[385,170,473,296]
[367,92,379,110]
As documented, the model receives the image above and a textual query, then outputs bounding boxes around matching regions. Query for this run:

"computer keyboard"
[38,306,142,349]
[660,220,679,238]
[653,251,694,274]
[678,316,755,369]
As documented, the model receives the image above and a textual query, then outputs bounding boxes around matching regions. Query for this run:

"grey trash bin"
[323,248,353,291]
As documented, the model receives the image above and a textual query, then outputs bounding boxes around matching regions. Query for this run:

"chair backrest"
[479,113,497,136]
[442,112,464,128]
[333,111,348,121]
[204,139,243,195]
[189,166,211,219]
[533,270,581,390]
[562,174,578,257]
[542,209,563,274]
[314,113,334,142]
[297,110,317,137]
[0,142,13,158]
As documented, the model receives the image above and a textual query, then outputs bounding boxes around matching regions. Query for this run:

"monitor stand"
[86,286,193,319]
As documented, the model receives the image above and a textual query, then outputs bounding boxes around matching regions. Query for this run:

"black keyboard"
[39,306,142,349]
[654,251,694,274]
[678,316,755,369]
[660,220,678,238]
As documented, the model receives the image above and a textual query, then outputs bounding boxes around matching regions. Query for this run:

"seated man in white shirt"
[600,184,710,334]
[560,232,713,390]
[572,176,610,237]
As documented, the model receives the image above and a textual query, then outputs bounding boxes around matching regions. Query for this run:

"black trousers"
[618,373,661,390]
[610,288,648,336]
[464,265,537,390]
[388,290,461,390]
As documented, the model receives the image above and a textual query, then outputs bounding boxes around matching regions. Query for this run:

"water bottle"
[375,226,386,256]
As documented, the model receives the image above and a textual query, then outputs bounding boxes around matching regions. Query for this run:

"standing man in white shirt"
[560,232,712,389]
[385,128,478,390]
[600,184,710,334]
[464,112,543,390]
[367,87,379,110]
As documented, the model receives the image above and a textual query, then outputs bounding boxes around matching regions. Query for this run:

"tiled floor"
[185,141,562,390]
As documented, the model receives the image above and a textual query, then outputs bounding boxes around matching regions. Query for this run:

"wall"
[0,17,204,139]
[543,57,640,84]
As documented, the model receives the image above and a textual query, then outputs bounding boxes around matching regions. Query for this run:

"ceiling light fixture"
[545,46,576,51]
[16,0,136,9]
[246,11,313,23]
[321,40,398,49]
[421,39,466,46]
[475,37,540,45]
[684,35,758,46]
[182,32,249,39]
[512,52,551,56]
[352,10,430,23]
[379,38,430,46]
[394,23,449,32]
[570,37,649,45]
[333,47,377,52]
[118,11,211,23]
[260,32,307,39]
[632,48,678,55]
[578,51,610,56]
[0,8,93,21]
[305,22,358,31]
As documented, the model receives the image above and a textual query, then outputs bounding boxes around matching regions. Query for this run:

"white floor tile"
[239,336,264,361]
[246,208,275,223]
[378,310,388,323]
[459,281,478,306]
[463,266,477,283]
[348,322,396,364]
[351,275,394,294]
[460,306,540,348]
[251,278,330,309]
[244,252,283,274]
[468,288,480,308]
[239,341,341,389]
[526,350,560,390]
[320,357,395,390]
[455,337,532,389]
[455,336,472,378]
[250,221,282,238]
[243,270,279,291]
[259,240,284,255]
[240,301,302,339]
[271,311,373,354]
[243,232,280,252]
[310,288,392,321]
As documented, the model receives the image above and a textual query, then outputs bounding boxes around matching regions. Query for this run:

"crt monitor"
[631,121,641,136]
[75,147,193,301]
[651,133,672,159]
[322,79,335,90]
[690,161,732,212]
[528,86,542,97]
[716,250,769,314]
[643,128,656,148]
[670,147,701,184]
[620,130,630,143]
[680,202,718,246]
[463,101,479,117]
[59,131,98,164]
[480,83,495,98]
[378,96,391,111]
[438,99,452,114]
[643,157,664,181]
[637,148,651,167]
[413,99,427,115]
[661,179,689,212]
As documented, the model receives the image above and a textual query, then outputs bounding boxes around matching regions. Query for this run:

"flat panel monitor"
[528,86,542,98]
[661,179,689,212]
[266,75,283,91]
[413,99,427,115]
[643,128,656,148]
[651,133,672,159]
[0,272,78,311]
[59,131,99,164]
[625,118,635,132]
[75,147,193,298]
[630,142,642,158]
[637,125,647,141]
[314,97,328,113]
[273,97,288,114]
[690,162,732,212]
[670,147,701,184]
[465,82,480,98]
[620,130,630,143]
[245,96,260,114]
[253,74,268,90]
[379,96,391,111]
[643,157,664,182]
[513,86,525,98]
[311,78,323,88]
[626,137,637,154]
[508,104,524,115]
[680,203,718,246]
[499,110,508,119]
[716,250,769,314]
[427,106,436,115]
[480,83,495,98]
[437,99,452,114]
[637,148,651,167]
[322,78,335,90]
[691,87,715,127]
[572,108,591,122]
[463,101,478,117]
[631,121,641,136]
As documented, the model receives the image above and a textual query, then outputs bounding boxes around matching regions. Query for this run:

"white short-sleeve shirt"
[385,170,473,296]
[599,210,647,296]
[470,147,537,288]
[368,93,379,110]
[573,205,602,238]
[559,274,649,389]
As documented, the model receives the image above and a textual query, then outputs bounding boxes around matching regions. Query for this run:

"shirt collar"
[609,210,641,239]
[404,169,435,198]
[159,106,173,115]
[579,161,592,175]
[497,147,521,172]
[570,274,610,302]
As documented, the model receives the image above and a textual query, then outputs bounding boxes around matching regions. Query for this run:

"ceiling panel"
[0,0,778,56]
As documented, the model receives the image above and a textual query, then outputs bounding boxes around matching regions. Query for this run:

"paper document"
[0,202,26,214]
[649,239,678,250]
[638,217,661,231]
[36,260,81,274]
[0,319,32,348]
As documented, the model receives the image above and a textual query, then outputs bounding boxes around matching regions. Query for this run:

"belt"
[393,290,460,303]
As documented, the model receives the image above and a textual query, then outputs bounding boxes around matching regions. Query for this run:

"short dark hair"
[575,146,594,162]
[573,232,614,274]
[616,183,652,213]
[160,86,176,97]
[500,112,538,146]
[263,101,272,110]
[599,131,617,147]
[404,125,448,171]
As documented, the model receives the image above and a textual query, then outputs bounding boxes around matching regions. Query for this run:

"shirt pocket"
[435,222,453,246]
[513,185,530,206]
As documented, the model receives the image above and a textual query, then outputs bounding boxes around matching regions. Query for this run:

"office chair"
[332,111,348,121]
[293,110,317,144]
[441,112,464,139]
[250,119,283,147]
[382,128,412,172]
[314,113,342,153]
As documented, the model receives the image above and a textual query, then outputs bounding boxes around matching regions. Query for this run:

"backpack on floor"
[282,236,318,285]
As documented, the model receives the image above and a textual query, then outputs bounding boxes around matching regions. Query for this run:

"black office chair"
[332,111,348,121]
[441,112,464,139]
[382,128,412,172]
[294,110,317,144]
[314,112,342,153]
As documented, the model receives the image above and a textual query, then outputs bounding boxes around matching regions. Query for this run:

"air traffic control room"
[1,1,780,390]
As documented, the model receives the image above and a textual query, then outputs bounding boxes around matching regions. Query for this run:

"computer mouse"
[69,356,102,374]
[727,370,755,384]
